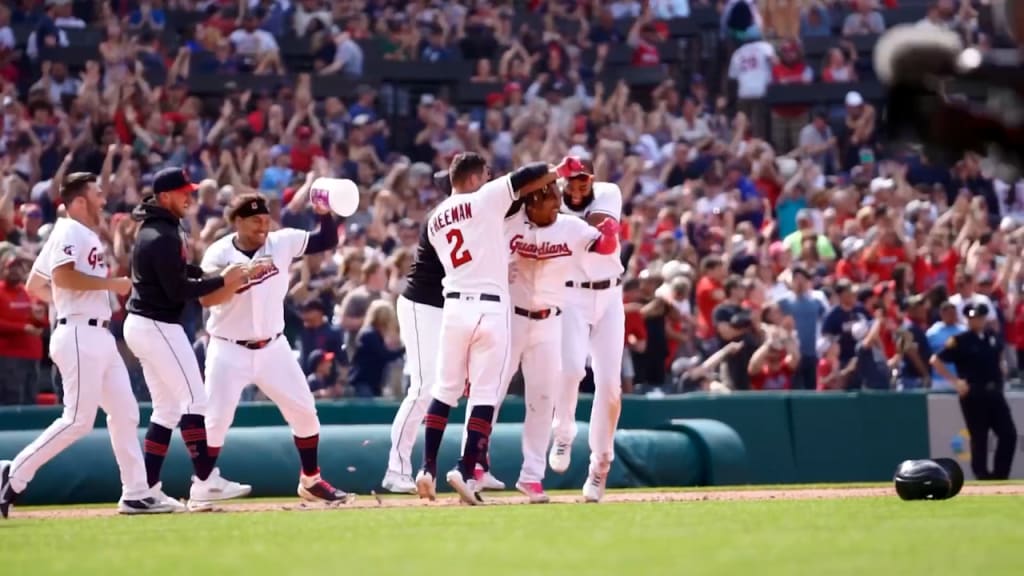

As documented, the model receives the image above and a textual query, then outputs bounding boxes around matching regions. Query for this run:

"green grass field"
[3,488,1023,576]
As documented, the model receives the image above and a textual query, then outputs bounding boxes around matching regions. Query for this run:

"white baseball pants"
[387,296,442,476]
[433,296,511,407]
[8,321,150,500]
[203,335,319,446]
[553,285,625,471]
[123,314,207,429]
[458,308,562,482]
[508,311,563,483]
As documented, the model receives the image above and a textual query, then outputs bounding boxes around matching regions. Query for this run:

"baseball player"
[415,153,579,505]
[499,183,619,503]
[124,167,251,511]
[1,172,176,518]
[383,170,505,494]
[198,194,351,503]
[383,170,449,494]
[550,162,626,503]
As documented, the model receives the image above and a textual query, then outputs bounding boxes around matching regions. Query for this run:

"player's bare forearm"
[51,265,119,292]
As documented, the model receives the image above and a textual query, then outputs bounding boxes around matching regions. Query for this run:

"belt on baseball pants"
[514,306,560,320]
[445,292,501,302]
[57,318,110,329]
[565,278,623,290]
[217,333,281,350]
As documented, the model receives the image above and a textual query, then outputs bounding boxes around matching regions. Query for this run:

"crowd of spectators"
[1,0,1023,407]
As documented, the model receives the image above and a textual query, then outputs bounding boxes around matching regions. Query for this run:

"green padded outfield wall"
[0,392,930,486]
[0,423,708,505]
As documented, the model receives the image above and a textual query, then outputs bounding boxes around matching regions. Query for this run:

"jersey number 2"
[446,228,473,268]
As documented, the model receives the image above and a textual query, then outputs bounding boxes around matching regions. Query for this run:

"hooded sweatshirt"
[125,201,224,324]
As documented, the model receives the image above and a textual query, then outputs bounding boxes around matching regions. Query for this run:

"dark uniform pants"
[960,392,1018,480]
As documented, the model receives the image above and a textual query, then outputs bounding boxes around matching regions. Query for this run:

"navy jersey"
[401,224,445,309]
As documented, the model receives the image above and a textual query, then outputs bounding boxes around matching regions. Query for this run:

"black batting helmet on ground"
[893,459,953,500]
[932,458,965,498]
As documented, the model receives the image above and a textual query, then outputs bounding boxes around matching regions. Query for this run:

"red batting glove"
[592,217,620,255]
[596,216,619,237]
[556,156,586,179]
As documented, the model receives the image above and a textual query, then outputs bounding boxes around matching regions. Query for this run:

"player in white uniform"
[414,153,579,505]
[198,194,351,504]
[384,170,508,494]
[550,163,626,503]
[1,172,175,518]
[500,183,619,503]
[383,171,450,494]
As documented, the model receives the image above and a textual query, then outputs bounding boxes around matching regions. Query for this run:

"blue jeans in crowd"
[898,377,925,391]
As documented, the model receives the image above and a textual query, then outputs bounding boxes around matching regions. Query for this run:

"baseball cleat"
[446,469,483,506]
[117,496,178,515]
[298,473,354,504]
[473,466,506,491]
[189,467,252,506]
[150,482,187,513]
[415,470,437,501]
[381,471,417,494]
[548,440,571,474]
[582,469,607,503]
[1,460,13,519]
[515,480,550,504]
[186,499,216,512]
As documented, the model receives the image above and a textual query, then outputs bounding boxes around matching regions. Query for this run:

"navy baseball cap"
[152,167,198,196]
[964,303,989,319]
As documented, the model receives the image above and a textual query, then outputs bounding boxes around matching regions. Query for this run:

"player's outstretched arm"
[198,263,262,307]
[508,155,585,197]
[508,162,559,198]
[302,212,340,255]
[150,234,230,301]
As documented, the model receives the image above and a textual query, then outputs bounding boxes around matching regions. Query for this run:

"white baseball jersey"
[427,174,517,298]
[200,228,309,340]
[32,217,113,320]
[505,212,600,309]
[728,40,777,99]
[562,181,625,282]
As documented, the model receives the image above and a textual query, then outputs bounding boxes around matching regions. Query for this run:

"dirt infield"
[12,483,1024,520]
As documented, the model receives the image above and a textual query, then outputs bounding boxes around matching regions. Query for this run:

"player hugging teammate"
[385,153,624,504]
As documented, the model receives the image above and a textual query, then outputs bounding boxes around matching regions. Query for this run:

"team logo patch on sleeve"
[63,245,74,256]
